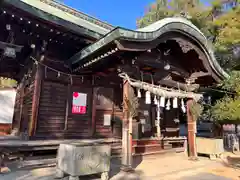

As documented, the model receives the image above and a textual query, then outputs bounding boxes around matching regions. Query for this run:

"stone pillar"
[186,99,198,160]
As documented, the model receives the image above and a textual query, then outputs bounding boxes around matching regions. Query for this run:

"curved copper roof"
[69,17,229,81]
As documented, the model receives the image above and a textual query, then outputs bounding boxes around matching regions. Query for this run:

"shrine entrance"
[69,17,229,164]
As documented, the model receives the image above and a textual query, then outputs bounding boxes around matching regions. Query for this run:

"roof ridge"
[40,0,114,31]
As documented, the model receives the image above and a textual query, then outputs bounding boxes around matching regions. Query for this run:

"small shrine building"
[0,0,228,158]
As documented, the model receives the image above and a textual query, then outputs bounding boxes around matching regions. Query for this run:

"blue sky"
[63,0,211,30]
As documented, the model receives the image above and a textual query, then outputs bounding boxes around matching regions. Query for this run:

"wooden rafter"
[118,65,200,91]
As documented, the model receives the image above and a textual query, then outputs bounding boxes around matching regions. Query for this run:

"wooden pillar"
[91,87,97,137]
[122,79,133,168]
[187,99,198,160]
[17,84,24,132]
[29,65,42,137]
[64,84,71,131]
[156,100,161,138]
[13,81,24,132]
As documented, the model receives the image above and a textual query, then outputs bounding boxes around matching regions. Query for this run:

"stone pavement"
[0,153,239,180]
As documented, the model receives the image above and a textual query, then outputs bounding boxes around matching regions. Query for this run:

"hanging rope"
[118,72,203,101]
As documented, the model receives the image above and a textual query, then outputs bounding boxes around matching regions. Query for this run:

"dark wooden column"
[90,87,97,137]
[64,84,71,131]
[18,83,24,131]
[29,65,42,137]
[187,99,198,160]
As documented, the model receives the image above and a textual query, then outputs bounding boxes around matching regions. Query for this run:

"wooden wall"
[32,66,124,139]
[35,81,67,138]
[94,87,114,138]
[11,55,124,140]
[32,73,124,139]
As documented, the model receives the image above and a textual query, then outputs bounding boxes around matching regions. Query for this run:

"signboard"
[103,114,111,126]
[72,92,87,114]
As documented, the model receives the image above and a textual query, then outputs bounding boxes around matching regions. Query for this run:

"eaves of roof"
[3,0,114,39]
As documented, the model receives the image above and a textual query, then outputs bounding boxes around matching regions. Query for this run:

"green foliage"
[220,71,240,93]
[137,0,240,70]
[212,96,240,121]
[212,71,240,121]
[137,0,207,29]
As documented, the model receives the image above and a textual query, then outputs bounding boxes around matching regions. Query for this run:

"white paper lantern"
[145,91,151,104]
[173,97,178,108]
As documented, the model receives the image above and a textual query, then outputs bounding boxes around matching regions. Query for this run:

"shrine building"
[0,0,228,157]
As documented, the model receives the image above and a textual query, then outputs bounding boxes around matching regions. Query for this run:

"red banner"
[72,105,86,114]
[72,92,87,114]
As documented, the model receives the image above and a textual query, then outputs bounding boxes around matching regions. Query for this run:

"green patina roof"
[3,0,114,39]
[69,17,229,81]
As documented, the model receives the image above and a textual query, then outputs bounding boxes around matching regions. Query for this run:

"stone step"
[133,144,163,154]
[132,139,161,146]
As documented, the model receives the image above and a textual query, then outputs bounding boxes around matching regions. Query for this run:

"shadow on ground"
[220,155,240,171]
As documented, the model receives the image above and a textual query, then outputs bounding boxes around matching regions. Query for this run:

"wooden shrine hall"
[0,0,228,158]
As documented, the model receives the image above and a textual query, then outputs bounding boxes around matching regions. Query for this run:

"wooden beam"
[189,71,210,79]
[91,87,97,137]
[17,81,25,132]
[159,78,200,92]
[114,40,151,52]
[118,65,199,91]
[64,84,71,131]
[136,52,190,78]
